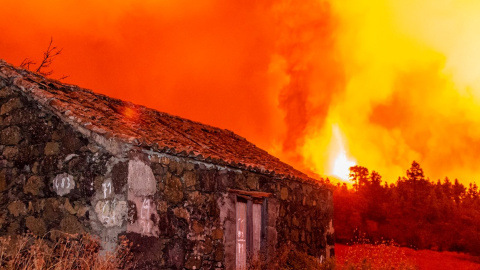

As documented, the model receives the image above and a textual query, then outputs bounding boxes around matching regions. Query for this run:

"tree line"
[333,161,480,256]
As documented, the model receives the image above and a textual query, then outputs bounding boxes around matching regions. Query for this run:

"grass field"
[336,244,480,270]
[2,232,480,269]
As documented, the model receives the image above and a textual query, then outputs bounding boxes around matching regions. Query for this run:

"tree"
[453,179,466,205]
[349,165,369,191]
[406,161,425,182]
[370,171,382,186]
[468,183,479,200]
[334,162,480,255]
[442,177,452,201]
[406,160,425,205]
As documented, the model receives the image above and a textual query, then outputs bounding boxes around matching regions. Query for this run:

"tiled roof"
[0,60,320,183]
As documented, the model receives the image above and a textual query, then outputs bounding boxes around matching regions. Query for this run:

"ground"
[335,244,480,270]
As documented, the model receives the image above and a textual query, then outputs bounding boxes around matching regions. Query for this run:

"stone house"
[0,60,334,269]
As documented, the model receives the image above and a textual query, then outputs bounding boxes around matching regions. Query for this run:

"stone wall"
[0,80,123,246]
[124,154,227,269]
[126,152,334,269]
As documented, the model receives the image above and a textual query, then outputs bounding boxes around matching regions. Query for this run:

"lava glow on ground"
[2,1,480,185]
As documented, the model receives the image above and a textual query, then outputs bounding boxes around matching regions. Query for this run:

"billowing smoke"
[2,0,480,185]
[302,1,480,183]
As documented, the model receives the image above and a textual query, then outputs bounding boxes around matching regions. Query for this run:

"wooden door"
[236,201,247,270]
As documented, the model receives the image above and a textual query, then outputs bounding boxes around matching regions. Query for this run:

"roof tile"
[0,60,322,184]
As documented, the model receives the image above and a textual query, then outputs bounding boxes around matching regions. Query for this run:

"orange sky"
[2,0,480,185]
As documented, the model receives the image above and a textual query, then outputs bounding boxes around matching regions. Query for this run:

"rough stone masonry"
[0,60,334,269]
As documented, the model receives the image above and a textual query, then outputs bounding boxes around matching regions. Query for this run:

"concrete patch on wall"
[128,158,156,196]
[94,199,127,227]
[101,178,114,199]
[52,173,75,196]
[126,157,160,237]
[100,226,125,254]
[88,158,129,253]
[127,196,159,237]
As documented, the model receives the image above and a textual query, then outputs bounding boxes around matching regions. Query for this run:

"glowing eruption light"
[333,152,356,182]
[331,126,356,181]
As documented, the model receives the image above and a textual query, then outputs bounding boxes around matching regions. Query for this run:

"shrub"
[0,232,132,270]
[248,244,333,270]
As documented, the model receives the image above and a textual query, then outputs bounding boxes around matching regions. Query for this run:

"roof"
[0,60,321,183]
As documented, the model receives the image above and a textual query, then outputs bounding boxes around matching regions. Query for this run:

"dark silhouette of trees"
[349,165,369,191]
[406,160,426,205]
[334,161,480,256]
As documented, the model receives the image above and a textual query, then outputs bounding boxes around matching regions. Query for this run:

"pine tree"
[406,161,425,205]
[349,165,369,191]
